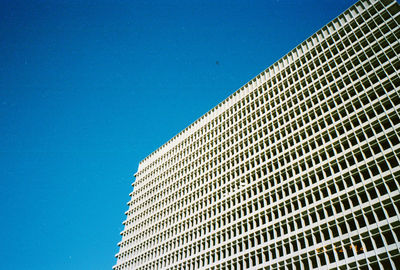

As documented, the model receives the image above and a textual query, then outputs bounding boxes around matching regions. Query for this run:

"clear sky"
[0,0,357,269]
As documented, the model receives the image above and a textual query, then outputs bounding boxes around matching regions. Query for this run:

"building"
[114,0,400,269]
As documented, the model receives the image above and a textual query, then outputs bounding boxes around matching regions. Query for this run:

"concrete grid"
[114,0,400,269]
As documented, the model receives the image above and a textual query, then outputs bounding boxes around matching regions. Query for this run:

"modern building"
[114,0,400,269]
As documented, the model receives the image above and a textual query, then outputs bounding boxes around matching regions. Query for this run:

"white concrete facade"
[114,0,400,269]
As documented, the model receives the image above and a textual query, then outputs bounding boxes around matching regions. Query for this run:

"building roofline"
[137,0,374,172]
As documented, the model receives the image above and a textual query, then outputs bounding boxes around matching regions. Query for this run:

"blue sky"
[0,0,357,269]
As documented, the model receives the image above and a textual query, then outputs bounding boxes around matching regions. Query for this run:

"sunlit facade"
[114,0,400,269]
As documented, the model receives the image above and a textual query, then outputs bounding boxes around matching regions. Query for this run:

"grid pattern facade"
[114,0,400,269]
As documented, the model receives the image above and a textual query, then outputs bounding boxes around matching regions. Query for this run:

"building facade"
[114,0,400,269]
